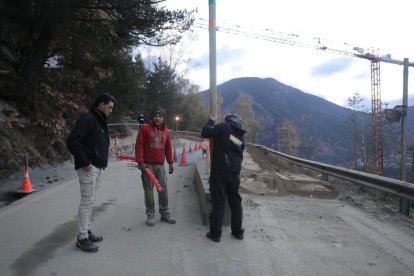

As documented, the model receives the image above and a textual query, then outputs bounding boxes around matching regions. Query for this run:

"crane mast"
[371,60,383,175]
[195,18,414,175]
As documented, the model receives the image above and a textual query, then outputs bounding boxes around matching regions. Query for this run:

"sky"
[142,0,414,108]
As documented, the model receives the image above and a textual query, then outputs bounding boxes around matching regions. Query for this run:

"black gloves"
[139,163,173,174]
[138,163,147,171]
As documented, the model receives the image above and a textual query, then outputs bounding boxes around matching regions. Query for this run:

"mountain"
[201,77,357,164]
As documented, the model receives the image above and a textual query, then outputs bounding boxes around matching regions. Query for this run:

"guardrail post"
[399,198,410,216]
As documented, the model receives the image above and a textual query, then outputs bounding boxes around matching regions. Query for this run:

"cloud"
[353,70,370,80]
[191,45,248,72]
[193,53,209,71]
[217,46,248,65]
[311,57,354,77]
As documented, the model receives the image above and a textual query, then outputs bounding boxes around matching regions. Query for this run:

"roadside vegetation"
[0,1,208,178]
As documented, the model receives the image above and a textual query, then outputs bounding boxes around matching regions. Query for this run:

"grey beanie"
[153,106,166,116]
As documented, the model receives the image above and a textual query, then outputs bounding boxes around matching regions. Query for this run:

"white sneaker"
[161,214,176,224]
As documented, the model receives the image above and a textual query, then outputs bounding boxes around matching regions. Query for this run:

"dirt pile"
[241,146,338,199]
[244,146,414,228]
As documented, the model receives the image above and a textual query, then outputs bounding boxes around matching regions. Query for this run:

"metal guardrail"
[175,131,414,206]
[249,144,414,203]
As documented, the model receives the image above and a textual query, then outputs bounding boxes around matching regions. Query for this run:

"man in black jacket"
[201,114,247,242]
[67,93,115,253]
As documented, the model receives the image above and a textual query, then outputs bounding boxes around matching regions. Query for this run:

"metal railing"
[249,144,414,202]
[175,131,414,215]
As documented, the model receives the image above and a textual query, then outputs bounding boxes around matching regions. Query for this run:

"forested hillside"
[0,1,208,178]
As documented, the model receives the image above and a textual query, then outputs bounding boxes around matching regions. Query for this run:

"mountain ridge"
[201,77,356,164]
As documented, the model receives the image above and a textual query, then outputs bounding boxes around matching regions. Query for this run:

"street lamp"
[175,116,180,131]
[384,58,410,216]
[384,105,406,122]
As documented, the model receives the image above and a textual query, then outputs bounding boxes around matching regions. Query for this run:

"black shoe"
[206,232,221,242]
[76,238,99,253]
[232,230,244,240]
[88,230,103,243]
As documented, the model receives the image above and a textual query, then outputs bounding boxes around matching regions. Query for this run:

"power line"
[194,18,414,66]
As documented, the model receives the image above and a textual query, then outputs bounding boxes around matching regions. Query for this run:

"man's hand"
[208,114,216,124]
[168,164,174,174]
[138,163,148,171]
[83,164,92,172]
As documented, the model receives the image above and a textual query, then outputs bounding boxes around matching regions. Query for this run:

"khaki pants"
[141,164,170,218]
[77,165,102,239]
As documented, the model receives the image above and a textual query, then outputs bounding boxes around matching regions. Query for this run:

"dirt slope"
[243,146,414,230]
[241,146,337,199]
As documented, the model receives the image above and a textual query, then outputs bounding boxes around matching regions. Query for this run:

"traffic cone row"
[177,141,204,166]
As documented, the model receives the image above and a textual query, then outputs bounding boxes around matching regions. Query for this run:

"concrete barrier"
[194,156,230,225]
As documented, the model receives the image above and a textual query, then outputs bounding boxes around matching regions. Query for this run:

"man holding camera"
[201,114,246,242]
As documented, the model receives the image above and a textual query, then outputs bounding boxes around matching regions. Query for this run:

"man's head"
[94,93,115,117]
[225,114,247,134]
[225,114,239,123]
[152,106,166,127]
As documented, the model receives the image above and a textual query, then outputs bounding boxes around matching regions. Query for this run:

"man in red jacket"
[135,107,176,226]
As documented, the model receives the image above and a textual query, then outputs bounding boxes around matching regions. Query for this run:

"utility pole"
[208,0,217,119]
[400,58,409,215]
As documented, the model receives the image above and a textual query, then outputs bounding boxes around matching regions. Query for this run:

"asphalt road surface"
[1,144,414,275]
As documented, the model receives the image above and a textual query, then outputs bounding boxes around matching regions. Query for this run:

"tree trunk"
[15,24,53,115]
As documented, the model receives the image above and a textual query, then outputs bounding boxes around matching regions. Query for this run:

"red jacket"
[135,121,173,165]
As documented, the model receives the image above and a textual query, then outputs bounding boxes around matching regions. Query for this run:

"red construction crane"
[194,18,414,175]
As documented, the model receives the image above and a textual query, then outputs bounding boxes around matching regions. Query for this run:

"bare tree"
[234,96,262,143]
[277,119,301,156]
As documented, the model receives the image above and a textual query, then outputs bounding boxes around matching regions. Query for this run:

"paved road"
[1,146,414,275]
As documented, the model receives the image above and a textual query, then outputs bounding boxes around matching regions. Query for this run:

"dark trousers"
[209,169,243,237]
[141,164,169,218]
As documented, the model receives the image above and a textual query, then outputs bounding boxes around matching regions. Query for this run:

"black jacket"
[201,116,246,173]
[67,107,110,170]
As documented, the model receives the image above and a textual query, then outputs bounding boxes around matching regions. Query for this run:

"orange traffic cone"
[6,120,13,129]
[17,168,36,194]
[180,149,187,165]
[173,147,177,162]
